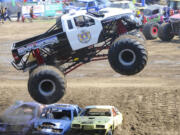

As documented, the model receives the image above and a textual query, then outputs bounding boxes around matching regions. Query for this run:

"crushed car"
[11,9,148,104]
[0,101,44,135]
[32,104,82,135]
[70,105,123,135]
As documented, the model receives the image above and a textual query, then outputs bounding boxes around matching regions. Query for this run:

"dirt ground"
[1,21,180,135]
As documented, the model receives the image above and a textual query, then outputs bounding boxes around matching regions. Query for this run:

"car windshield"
[40,109,72,120]
[74,1,87,7]
[169,1,180,10]
[83,108,111,116]
[143,9,152,16]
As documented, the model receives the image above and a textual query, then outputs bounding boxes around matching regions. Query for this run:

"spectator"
[0,7,5,24]
[4,8,12,22]
[29,6,34,22]
[16,2,22,22]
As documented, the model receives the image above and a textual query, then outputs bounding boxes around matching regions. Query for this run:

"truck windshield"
[143,9,152,16]
[169,1,180,10]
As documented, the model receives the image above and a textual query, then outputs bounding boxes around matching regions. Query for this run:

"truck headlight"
[96,125,105,128]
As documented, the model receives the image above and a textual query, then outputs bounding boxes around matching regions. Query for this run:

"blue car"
[64,0,111,13]
[32,104,82,135]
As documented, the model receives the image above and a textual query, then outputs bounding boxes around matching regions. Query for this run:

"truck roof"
[62,8,132,21]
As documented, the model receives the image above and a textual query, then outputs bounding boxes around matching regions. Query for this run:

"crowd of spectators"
[0,7,11,23]
[0,4,34,24]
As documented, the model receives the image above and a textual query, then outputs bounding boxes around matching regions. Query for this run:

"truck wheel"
[143,23,159,40]
[28,65,66,104]
[158,23,174,41]
[108,37,147,75]
[128,30,146,44]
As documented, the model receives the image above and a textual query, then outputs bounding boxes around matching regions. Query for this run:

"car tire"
[28,65,66,104]
[143,23,159,40]
[158,23,174,41]
[108,36,147,75]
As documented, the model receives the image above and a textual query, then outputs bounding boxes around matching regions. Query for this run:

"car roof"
[14,101,42,107]
[85,105,114,109]
[45,104,78,110]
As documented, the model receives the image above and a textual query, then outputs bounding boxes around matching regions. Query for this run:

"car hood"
[73,116,111,125]
[170,14,180,22]
[35,119,71,129]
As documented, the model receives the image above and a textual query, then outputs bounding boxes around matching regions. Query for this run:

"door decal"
[78,30,91,43]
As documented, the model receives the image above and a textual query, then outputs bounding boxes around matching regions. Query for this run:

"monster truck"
[70,105,123,135]
[32,104,82,135]
[11,10,148,104]
[0,101,44,135]
[158,14,180,41]
[142,4,165,40]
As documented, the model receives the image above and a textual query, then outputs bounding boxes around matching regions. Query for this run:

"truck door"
[66,15,103,51]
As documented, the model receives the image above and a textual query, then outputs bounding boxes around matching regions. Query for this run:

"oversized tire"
[28,65,66,104]
[143,23,159,40]
[108,36,147,75]
[158,23,174,41]
[128,30,146,44]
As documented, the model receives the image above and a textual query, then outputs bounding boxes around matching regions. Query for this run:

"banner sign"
[22,5,44,17]
[44,4,63,17]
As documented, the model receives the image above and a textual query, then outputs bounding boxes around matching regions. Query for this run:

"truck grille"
[172,22,180,35]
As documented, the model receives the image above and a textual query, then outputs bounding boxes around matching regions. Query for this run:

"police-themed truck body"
[11,10,148,104]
